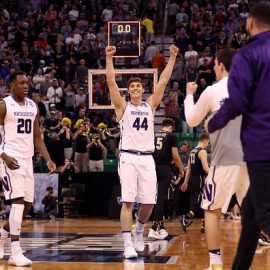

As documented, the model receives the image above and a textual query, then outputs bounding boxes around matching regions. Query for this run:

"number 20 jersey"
[0,95,37,158]
[119,102,155,152]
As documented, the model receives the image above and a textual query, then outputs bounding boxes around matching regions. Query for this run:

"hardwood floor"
[0,218,269,270]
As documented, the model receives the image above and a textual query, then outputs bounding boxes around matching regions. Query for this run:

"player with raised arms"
[105,44,178,258]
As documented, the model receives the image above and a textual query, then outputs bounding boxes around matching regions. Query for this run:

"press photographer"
[104,114,120,157]
[42,186,58,219]
[60,159,80,196]
[87,133,107,172]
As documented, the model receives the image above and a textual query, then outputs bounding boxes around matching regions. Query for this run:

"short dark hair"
[9,71,26,85]
[46,186,53,191]
[127,77,145,89]
[199,133,209,142]
[249,2,270,27]
[216,48,236,72]
[162,118,175,127]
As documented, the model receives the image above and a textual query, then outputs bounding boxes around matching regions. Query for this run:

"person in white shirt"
[105,44,178,259]
[144,41,159,67]
[69,5,79,22]
[46,79,63,109]
[101,4,113,22]
[184,49,249,270]
[184,44,198,63]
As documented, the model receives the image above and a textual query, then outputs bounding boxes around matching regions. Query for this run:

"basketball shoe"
[123,242,138,259]
[205,264,223,270]
[8,245,32,266]
[159,229,168,239]
[258,232,270,246]
[179,215,193,232]
[148,228,162,240]
[132,229,144,252]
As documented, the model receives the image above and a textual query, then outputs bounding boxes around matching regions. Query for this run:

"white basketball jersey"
[119,102,155,152]
[0,95,37,158]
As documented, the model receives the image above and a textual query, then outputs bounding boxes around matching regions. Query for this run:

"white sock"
[135,221,144,233]
[10,240,21,256]
[209,249,222,265]
[9,204,24,236]
[122,231,132,247]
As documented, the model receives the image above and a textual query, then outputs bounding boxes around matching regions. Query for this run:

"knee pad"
[9,204,24,236]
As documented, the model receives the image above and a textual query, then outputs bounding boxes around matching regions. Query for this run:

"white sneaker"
[148,229,162,240]
[8,246,32,266]
[123,244,138,259]
[132,229,144,252]
[204,263,223,270]
[159,229,168,239]
[0,239,4,259]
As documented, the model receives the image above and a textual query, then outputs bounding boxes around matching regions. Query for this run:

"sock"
[209,249,222,265]
[135,220,144,233]
[9,204,24,236]
[0,228,9,240]
[159,221,165,230]
[10,240,21,255]
[152,222,158,231]
[122,231,132,246]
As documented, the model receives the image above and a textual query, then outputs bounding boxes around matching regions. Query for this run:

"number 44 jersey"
[0,95,37,158]
[119,102,154,152]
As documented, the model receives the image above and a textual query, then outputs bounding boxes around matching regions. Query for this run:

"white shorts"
[118,152,157,204]
[0,157,34,203]
[201,164,249,213]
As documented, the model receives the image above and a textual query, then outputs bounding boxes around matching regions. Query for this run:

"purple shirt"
[208,30,270,162]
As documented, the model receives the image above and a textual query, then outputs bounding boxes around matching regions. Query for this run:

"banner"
[34,173,58,213]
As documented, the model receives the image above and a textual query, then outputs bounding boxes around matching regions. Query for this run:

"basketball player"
[148,118,184,240]
[180,133,209,232]
[105,44,178,258]
[185,49,249,270]
[0,71,56,266]
[206,3,270,269]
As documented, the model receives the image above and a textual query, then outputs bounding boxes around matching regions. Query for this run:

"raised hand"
[169,44,179,57]
[186,82,198,95]
[105,46,117,57]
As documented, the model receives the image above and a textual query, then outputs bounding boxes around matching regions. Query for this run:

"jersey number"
[189,152,196,165]
[132,117,148,131]
[156,137,163,150]
[17,118,32,134]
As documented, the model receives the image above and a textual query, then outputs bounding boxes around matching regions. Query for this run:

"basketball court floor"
[0,218,268,270]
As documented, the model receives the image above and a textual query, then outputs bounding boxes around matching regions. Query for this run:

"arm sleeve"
[184,87,212,127]
[208,52,254,133]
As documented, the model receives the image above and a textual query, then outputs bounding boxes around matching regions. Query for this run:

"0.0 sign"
[118,24,131,33]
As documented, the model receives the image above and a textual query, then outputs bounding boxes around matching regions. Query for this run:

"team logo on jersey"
[28,100,34,107]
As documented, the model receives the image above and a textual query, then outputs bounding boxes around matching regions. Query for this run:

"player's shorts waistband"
[120,149,153,156]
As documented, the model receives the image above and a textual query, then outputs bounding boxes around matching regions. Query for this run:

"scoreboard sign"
[108,21,141,57]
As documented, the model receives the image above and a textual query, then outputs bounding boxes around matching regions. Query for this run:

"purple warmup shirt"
[208,30,270,162]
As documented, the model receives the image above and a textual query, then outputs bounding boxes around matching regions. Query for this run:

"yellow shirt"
[142,18,154,33]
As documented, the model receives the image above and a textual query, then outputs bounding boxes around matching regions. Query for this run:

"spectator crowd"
[0,0,255,173]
